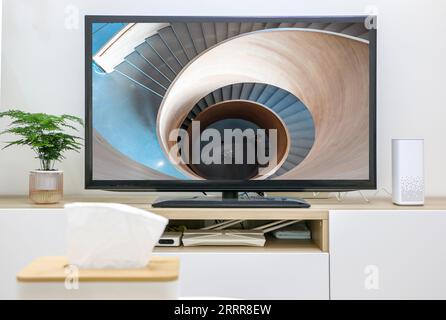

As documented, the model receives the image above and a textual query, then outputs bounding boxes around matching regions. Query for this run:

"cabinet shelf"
[154,238,323,254]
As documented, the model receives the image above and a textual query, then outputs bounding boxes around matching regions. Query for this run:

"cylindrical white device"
[392,139,424,205]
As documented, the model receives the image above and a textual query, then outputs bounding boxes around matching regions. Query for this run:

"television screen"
[86,16,376,191]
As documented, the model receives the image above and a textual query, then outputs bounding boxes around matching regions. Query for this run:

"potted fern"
[0,110,83,204]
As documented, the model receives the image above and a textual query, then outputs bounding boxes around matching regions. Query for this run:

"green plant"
[0,110,84,171]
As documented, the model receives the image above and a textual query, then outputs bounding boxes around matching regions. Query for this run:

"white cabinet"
[159,251,329,300]
[0,209,329,300]
[329,210,446,300]
[0,209,67,299]
[8,206,446,300]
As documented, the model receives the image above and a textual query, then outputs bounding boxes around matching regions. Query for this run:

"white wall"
[1,0,445,196]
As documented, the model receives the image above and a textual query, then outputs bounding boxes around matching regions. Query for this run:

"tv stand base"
[152,192,310,208]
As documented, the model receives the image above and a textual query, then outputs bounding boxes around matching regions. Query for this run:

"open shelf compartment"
[155,218,328,253]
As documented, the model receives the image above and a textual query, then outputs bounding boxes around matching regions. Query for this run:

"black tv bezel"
[85,15,377,192]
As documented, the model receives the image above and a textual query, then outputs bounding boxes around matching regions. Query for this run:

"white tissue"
[65,203,168,269]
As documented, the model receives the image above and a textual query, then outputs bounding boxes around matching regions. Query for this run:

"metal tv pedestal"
[152,192,311,208]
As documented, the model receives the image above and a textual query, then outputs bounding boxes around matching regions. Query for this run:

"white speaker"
[392,139,424,205]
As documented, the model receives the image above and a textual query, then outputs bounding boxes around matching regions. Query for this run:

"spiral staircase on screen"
[92,21,370,180]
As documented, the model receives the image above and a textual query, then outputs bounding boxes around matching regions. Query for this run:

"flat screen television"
[85,15,377,205]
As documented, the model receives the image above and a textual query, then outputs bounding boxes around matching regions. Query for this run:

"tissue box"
[65,203,168,269]
[16,256,179,300]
